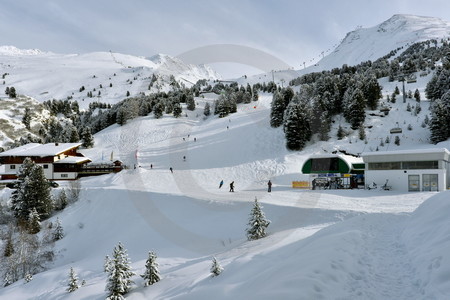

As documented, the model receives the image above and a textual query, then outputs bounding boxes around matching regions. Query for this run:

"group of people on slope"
[219,179,272,192]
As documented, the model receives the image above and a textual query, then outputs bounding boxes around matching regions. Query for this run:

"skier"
[194,137,197,142]
[229,181,234,192]
[219,180,224,189]
[267,180,272,192]
[150,164,153,169]
[170,167,173,173]
[183,156,186,161]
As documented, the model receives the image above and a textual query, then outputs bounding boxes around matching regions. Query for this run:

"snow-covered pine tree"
[210,257,223,277]
[343,88,366,130]
[3,273,12,287]
[11,158,52,222]
[414,89,421,102]
[141,251,161,286]
[429,98,450,144]
[270,91,285,128]
[27,208,41,234]
[22,107,32,130]
[24,273,33,283]
[56,189,68,211]
[81,127,94,148]
[203,102,211,117]
[246,197,270,241]
[283,100,311,151]
[105,242,135,300]
[67,267,79,292]
[358,125,366,141]
[104,255,113,273]
[173,102,182,118]
[53,217,64,241]
[153,103,164,119]
[186,95,196,111]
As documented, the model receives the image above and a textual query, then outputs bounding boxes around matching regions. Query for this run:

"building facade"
[0,143,91,180]
[362,148,450,192]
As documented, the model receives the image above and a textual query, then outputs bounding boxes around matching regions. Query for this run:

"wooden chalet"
[0,142,91,180]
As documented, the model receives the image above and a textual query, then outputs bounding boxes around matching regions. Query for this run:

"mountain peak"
[0,45,46,56]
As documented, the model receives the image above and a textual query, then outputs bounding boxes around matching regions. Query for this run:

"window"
[10,165,16,170]
[368,162,401,170]
[311,158,339,172]
[61,174,68,178]
[402,161,438,169]
[43,164,49,169]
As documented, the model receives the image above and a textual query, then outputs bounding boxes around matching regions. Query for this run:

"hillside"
[0,47,219,110]
[1,92,450,299]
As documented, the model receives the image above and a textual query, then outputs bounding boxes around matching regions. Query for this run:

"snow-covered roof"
[0,143,82,157]
[307,154,364,165]
[362,148,450,163]
[53,156,91,164]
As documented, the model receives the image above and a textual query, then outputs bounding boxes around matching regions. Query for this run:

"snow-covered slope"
[240,14,450,85]
[308,14,450,73]
[1,89,450,299]
[0,47,219,110]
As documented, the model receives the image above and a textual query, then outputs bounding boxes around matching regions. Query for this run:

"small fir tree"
[67,267,79,292]
[141,251,161,286]
[414,89,421,102]
[358,125,366,140]
[105,242,135,300]
[173,103,182,118]
[4,273,12,287]
[24,273,33,283]
[210,257,223,277]
[28,208,41,234]
[203,102,211,117]
[246,197,271,241]
[394,136,401,146]
[53,217,64,241]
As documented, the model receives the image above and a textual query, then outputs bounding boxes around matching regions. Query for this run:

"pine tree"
[270,91,285,128]
[186,95,196,111]
[141,251,160,286]
[81,127,94,148]
[358,125,366,140]
[67,267,79,292]
[283,101,311,151]
[27,208,41,234]
[4,273,12,287]
[394,136,401,146]
[56,189,68,211]
[210,257,223,277]
[104,255,113,273]
[8,87,17,98]
[429,98,450,144]
[53,217,64,241]
[153,103,164,119]
[11,158,52,222]
[203,102,211,117]
[414,89,421,102]
[22,107,32,130]
[173,102,182,118]
[3,234,14,257]
[246,197,270,240]
[105,242,135,300]
[24,273,33,283]
[337,125,345,140]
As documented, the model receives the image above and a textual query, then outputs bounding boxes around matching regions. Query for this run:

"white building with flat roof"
[362,148,450,192]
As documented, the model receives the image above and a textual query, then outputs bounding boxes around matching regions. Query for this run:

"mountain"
[306,14,450,73]
[0,47,220,110]
[239,14,450,85]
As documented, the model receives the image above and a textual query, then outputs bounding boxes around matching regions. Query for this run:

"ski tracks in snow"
[345,214,421,300]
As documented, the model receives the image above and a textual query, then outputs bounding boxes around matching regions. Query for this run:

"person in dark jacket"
[229,181,234,192]
[219,180,224,188]
[268,180,272,192]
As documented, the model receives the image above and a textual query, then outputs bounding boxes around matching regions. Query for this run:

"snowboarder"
[229,181,234,192]
[219,180,224,189]
[268,180,272,192]
[170,167,173,173]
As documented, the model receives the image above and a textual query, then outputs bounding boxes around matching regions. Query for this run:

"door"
[422,174,438,191]
[408,175,420,192]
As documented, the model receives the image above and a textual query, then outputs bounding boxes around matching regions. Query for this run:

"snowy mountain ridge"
[0,49,220,110]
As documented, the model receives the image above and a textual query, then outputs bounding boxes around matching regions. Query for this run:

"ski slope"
[1,91,450,299]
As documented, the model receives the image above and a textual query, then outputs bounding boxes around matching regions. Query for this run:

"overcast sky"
[1,0,450,76]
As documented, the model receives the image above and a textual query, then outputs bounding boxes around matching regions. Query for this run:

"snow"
[2,14,450,300]
[1,90,449,299]
[0,143,82,157]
